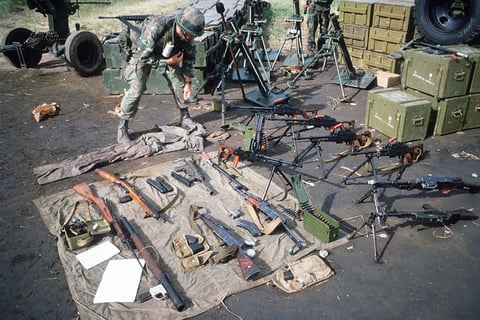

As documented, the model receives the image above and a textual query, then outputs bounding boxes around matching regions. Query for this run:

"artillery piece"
[1,0,108,76]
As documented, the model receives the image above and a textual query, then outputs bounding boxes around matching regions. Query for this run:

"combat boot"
[180,108,196,129]
[117,119,131,144]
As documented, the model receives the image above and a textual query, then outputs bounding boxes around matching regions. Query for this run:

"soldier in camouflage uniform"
[116,7,205,144]
[302,0,333,54]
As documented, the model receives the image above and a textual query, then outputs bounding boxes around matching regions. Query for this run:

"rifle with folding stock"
[193,208,261,281]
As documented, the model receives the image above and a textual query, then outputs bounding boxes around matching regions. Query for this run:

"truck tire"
[414,0,480,45]
[64,30,104,77]
[1,27,43,68]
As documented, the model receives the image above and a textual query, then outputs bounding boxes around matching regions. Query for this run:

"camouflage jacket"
[135,15,196,78]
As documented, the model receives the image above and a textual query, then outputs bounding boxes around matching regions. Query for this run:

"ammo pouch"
[272,255,334,293]
[171,234,213,272]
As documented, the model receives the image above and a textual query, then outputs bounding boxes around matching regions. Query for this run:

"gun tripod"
[343,147,477,262]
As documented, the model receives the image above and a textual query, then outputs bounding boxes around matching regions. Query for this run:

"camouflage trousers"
[118,60,188,120]
[306,3,331,51]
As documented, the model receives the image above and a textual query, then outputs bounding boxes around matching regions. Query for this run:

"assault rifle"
[72,183,185,310]
[195,211,261,281]
[202,152,306,255]
[95,168,163,220]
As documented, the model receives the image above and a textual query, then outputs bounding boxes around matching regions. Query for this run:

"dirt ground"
[1,44,480,320]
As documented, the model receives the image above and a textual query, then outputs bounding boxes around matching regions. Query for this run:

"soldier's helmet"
[176,7,205,37]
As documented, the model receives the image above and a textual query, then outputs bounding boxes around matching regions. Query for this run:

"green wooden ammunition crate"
[407,89,468,135]
[303,209,340,243]
[103,41,127,69]
[194,31,222,68]
[340,46,364,68]
[363,50,401,73]
[102,67,208,95]
[448,45,480,94]
[402,48,473,99]
[103,68,128,95]
[338,0,376,26]
[367,27,413,54]
[342,23,369,48]
[464,94,480,130]
[372,1,414,32]
[365,88,431,142]
[430,96,468,135]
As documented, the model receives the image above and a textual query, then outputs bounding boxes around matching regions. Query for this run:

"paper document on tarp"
[76,241,120,269]
[94,259,146,303]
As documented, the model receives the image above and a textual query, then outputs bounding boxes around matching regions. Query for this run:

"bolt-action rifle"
[202,152,305,255]
[195,210,261,281]
[95,168,162,220]
[72,182,185,310]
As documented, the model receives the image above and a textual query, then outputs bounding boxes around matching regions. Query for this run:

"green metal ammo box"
[406,89,467,135]
[464,94,480,130]
[402,48,473,99]
[303,209,340,243]
[365,88,431,142]
[290,175,339,243]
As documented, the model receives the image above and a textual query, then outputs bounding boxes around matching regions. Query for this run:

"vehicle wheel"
[64,30,104,77]
[1,27,43,68]
[414,0,480,45]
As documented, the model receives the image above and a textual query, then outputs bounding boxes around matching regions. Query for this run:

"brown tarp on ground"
[33,158,348,320]
[33,125,206,185]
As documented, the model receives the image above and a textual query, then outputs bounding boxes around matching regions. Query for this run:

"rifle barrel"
[120,216,186,311]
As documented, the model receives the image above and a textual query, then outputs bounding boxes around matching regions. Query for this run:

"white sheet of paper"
[76,241,120,269]
[93,259,146,304]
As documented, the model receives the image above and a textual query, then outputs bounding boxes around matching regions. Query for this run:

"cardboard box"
[375,70,401,88]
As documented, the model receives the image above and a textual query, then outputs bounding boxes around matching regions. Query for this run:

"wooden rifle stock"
[72,182,127,241]
[119,216,186,311]
[95,168,161,219]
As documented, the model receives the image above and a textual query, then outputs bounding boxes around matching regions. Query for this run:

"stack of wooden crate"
[337,0,415,74]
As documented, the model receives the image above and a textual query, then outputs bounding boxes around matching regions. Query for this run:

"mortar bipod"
[271,0,305,71]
